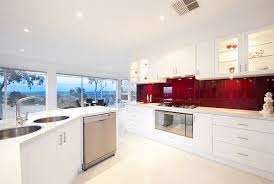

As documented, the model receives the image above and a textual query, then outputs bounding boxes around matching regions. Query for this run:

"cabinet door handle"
[245,64,247,71]
[237,123,248,126]
[239,65,242,72]
[63,132,66,143]
[59,134,63,146]
[237,153,248,157]
[237,136,248,140]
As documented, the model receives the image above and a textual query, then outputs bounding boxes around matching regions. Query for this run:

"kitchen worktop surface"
[126,103,274,121]
[0,106,118,145]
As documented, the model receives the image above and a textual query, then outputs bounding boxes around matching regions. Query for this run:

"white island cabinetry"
[21,118,82,184]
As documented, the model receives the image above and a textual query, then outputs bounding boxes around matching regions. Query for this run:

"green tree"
[69,87,86,100]
[0,69,44,120]
[7,91,26,107]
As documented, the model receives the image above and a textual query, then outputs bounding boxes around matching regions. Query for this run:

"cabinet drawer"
[213,125,274,153]
[213,140,274,173]
[213,115,274,134]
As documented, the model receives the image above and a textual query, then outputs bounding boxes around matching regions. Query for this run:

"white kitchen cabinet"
[125,105,154,136]
[215,25,274,78]
[133,44,196,82]
[193,113,213,154]
[196,40,215,79]
[214,140,274,174]
[147,55,166,83]
[21,119,82,184]
[243,26,274,75]
[166,45,196,77]
[215,34,242,77]
[130,62,138,83]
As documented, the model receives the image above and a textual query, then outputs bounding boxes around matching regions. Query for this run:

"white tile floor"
[74,134,273,184]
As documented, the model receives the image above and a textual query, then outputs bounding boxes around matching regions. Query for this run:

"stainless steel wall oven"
[155,110,193,138]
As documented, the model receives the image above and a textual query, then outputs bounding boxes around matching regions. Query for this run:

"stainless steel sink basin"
[0,125,41,140]
[33,116,69,123]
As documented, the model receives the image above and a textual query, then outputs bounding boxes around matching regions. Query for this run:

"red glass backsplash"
[137,76,274,110]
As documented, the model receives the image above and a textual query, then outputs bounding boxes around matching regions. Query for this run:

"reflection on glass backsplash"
[137,76,274,110]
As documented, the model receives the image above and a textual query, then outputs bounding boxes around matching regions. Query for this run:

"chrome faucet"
[16,96,40,126]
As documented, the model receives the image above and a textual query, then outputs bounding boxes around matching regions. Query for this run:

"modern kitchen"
[0,0,274,184]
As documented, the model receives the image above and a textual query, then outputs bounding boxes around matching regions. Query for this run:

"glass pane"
[248,29,273,72]
[57,74,82,109]
[121,80,129,101]
[83,77,96,104]
[82,77,117,107]
[218,37,239,74]
[6,69,46,120]
[130,83,137,102]
[0,72,4,121]
[100,79,117,107]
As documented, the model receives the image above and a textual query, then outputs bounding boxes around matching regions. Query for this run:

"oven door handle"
[156,111,183,116]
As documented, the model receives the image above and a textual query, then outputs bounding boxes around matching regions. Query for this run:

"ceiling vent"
[172,0,199,16]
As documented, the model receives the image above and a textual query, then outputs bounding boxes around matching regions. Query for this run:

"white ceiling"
[0,0,273,78]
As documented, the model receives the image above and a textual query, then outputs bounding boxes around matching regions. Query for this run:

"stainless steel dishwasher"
[83,112,116,170]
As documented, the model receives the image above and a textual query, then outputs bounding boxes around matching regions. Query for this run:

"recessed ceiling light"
[19,49,25,52]
[75,11,84,18]
[159,16,165,21]
[23,28,30,33]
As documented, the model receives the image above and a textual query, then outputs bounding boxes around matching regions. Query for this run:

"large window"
[0,68,46,121]
[57,74,118,108]
[57,75,82,109]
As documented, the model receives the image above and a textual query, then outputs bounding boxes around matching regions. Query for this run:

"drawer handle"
[237,153,248,157]
[237,137,248,140]
[237,123,248,126]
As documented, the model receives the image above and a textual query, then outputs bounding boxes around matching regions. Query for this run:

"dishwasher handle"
[84,113,115,124]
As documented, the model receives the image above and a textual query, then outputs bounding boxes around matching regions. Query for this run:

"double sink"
[0,116,69,140]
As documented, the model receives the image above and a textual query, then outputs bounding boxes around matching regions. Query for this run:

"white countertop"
[0,106,118,145]
[126,103,274,121]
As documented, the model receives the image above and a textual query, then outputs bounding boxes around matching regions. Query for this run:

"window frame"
[0,67,47,122]
[56,73,119,108]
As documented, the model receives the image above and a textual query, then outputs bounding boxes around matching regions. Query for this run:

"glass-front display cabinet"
[216,36,241,75]
[138,59,149,83]
[130,62,138,83]
[247,28,273,72]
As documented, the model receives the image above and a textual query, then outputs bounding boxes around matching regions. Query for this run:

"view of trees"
[0,69,45,120]
[57,75,117,108]
[88,78,107,100]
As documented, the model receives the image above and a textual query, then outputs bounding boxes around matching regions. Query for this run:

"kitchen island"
[0,106,118,184]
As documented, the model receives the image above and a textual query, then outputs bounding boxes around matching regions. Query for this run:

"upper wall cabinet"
[147,55,166,83]
[244,27,273,75]
[214,25,274,78]
[130,62,138,83]
[160,44,196,78]
[215,34,242,77]
[196,40,215,79]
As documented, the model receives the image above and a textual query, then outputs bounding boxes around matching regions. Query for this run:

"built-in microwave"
[155,110,193,138]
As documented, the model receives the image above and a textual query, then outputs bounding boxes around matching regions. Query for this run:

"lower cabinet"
[193,113,213,154]
[21,119,82,184]
[125,106,154,137]
[213,115,274,176]
[213,140,274,173]
[124,105,274,180]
